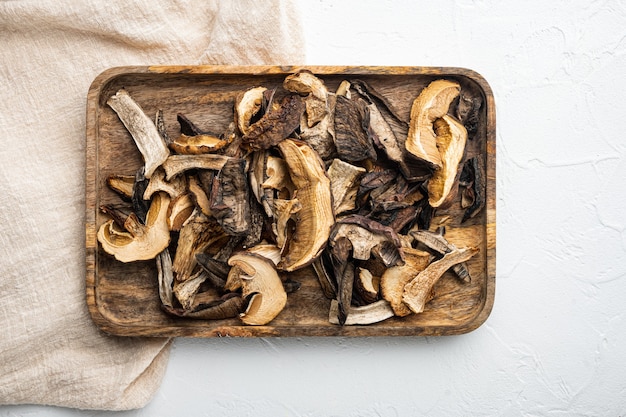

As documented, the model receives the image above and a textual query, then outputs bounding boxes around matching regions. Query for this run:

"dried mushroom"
[226,252,287,325]
[426,115,467,208]
[107,89,170,178]
[276,139,334,272]
[97,192,171,262]
[99,72,485,328]
[402,247,478,314]
[405,79,460,169]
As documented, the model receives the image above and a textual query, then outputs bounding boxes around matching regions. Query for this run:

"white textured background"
[2,0,626,415]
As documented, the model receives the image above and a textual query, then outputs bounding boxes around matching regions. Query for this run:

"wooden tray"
[85,65,496,337]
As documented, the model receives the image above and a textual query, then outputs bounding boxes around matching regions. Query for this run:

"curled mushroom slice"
[106,175,134,199]
[328,299,394,325]
[460,156,486,222]
[97,192,171,262]
[284,70,329,126]
[276,139,334,272]
[167,193,195,231]
[227,252,287,325]
[262,156,296,199]
[402,247,479,314]
[168,133,232,154]
[355,267,379,305]
[406,79,460,169]
[380,248,431,317]
[334,93,377,162]
[235,86,267,136]
[210,157,251,236]
[427,115,468,208]
[107,89,170,178]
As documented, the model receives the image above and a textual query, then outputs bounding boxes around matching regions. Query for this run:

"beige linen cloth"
[0,0,303,410]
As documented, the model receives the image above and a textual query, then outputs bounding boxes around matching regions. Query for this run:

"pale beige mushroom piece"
[276,139,334,272]
[227,252,287,325]
[402,247,479,314]
[380,248,431,317]
[328,299,394,325]
[405,79,460,168]
[427,115,468,208]
[107,89,170,178]
[97,191,171,263]
[235,86,267,136]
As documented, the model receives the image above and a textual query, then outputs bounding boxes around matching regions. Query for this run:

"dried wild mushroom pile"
[97,70,485,326]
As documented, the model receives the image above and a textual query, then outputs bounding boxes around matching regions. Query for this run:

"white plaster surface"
[2,0,626,415]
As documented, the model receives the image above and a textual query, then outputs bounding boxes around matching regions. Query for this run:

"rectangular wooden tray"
[85,65,495,337]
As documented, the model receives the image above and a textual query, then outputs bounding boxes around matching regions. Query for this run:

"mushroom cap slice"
[328,299,394,325]
[97,192,171,262]
[380,248,431,317]
[427,115,468,208]
[235,86,267,136]
[406,80,460,168]
[276,139,334,271]
[168,133,232,154]
[227,252,287,325]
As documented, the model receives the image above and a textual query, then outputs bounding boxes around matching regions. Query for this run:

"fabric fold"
[0,0,304,410]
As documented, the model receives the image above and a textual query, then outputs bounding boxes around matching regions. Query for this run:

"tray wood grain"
[86,65,495,337]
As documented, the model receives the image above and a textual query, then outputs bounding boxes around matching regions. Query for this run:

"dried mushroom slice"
[242,94,305,151]
[168,133,232,154]
[107,89,170,178]
[328,299,394,325]
[327,158,366,215]
[402,247,478,314]
[427,115,467,208]
[406,79,460,169]
[334,93,377,162]
[97,192,171,262]
[355,267,379,305]
[227,252,287,325]
[161,154,232,180]
[283,70,336,159]
[235,86,267,136]
[330,215,404,267]
[410,228,472,283]
[210,157,251,236]
[276,139,334,271]
[106,175,134,199]
[380,248,431,317]
[143,166,187,200]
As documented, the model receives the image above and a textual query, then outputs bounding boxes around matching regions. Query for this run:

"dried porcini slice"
[426,115,468,208]
[402,247,479,314]
[380,248,431,317]
[97,191,171,263]
[334,94,377,162]
[242,94,305,151]
[107,89,170,178]
[276,139,334,272]
[226,252,287,325]
[405,79,460,169]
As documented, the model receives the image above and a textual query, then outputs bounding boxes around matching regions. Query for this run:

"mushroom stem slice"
[405,80,461,168]
[328,299,394,325]
[402,247,479,314]
[107,89,170,178]
[156,249,174,308]
[161,154,232,181]
[410,228,471,283]
[327,159,366,215]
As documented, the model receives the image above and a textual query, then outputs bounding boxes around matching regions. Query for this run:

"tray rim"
[85,64,496,337]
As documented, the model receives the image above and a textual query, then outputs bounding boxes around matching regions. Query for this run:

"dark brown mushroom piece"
[210,157,251,236]
[460,156,486,222]
[334,93,377,162]
[242,94,305,151]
